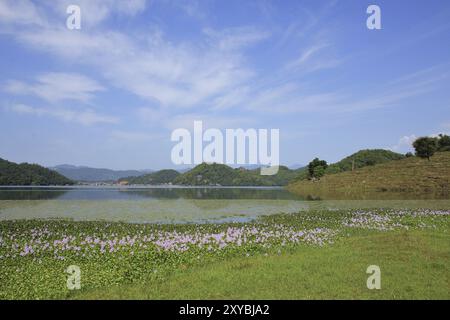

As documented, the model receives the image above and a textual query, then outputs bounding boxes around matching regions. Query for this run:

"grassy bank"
[288,152,450,199]
[1,208,448,299]
[76,231,449,300]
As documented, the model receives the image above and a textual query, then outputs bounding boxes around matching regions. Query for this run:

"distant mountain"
[288,163,306,170]
[51,165,151,182]
[120,169,180,185]
[0,158,74,186]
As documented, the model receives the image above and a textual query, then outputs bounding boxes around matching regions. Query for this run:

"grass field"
[75,231,449,300]
[288,152,450,199]
[1,208,448,300]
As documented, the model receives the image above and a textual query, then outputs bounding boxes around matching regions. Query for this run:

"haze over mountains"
[1,149,413,186]
[49,164,303,183]
[50,165,152,182]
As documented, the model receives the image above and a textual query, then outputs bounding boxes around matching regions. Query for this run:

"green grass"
[73,230,450,300]
[288,152,450,199]
[1,209,448,300]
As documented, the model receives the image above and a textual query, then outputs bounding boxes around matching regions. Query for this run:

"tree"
[308,158,328,179]
[405,152,414,158]
[437,134,450,151]
[313,166,326,179]
[413,137,438,160]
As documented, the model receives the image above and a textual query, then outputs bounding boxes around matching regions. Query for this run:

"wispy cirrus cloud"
[203,26,270,51]
[42,0,148,27]
[286,43,329,68]
[9,24,262,108]
[1,0,335,117]
[0,0,47,27]
[6,104,118,126]
[4,73,105,103]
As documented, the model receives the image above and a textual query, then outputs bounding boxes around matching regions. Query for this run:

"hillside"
[119,169,180,185]
[173,163,300,186]
[293,149,405,181]
[51,165,149,182]
[326,149,404,174]
[287,152,450,199]
[0,158,74,186]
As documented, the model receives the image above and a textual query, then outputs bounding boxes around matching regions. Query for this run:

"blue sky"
[1,0,449,170]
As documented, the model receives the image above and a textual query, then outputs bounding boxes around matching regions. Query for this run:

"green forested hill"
[120,169,180,185]
[293,149,405,181]
[288,152,450,198]
[326,149,404,174]
[0,158,74,186]
[173,163,300,186]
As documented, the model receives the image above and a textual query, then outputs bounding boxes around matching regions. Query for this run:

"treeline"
[299,134,450,181]
[121,163,301,186]
[174,163,301,186]
[0,158,74,186]
[412,134,450,160]
[120,169,180,185]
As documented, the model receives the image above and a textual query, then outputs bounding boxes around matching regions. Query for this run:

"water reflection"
[0,188,68,200]
[0,186,304,200]
[0,187,448,223]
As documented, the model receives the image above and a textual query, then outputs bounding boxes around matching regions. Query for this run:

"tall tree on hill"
[308,158,328,179]
[413,137,438,160]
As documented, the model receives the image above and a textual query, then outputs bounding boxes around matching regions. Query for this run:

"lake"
[1,186,449,223]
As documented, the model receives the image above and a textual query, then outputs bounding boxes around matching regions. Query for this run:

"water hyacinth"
[1,223,337,260]
[0,208,447,262]
[0,208,448,299]
[342,209,449,231]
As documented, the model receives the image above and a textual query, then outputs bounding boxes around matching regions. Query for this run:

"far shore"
[0,185,286,189]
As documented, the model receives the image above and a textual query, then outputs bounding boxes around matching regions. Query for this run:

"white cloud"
[7,104,118,126]
[168,0,208,20]
[203,26,270,51]
[0,1,346,116]
[0,0,270,110]
[285,42,341,73]
[390,135,417,152]
[212,87,251,111]
[287,44,328,68]
[0,0,47,27]
[3,0,442,121]
[4,73,105,103]
[8,23,259,108]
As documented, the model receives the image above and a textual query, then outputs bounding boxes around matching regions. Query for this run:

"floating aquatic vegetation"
[0,208,448,299]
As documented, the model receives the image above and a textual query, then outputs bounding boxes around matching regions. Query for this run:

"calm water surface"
[0,186,448,223]
[0,186,308,223]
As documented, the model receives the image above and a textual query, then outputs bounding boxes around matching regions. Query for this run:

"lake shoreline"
[0,185,286,189]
